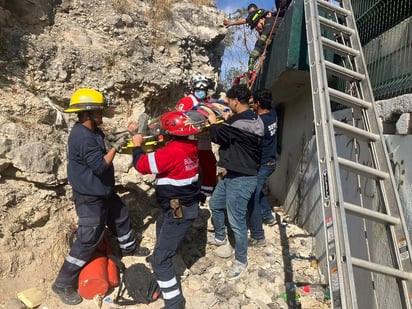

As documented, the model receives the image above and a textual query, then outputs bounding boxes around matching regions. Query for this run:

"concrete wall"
[267,96,410,308]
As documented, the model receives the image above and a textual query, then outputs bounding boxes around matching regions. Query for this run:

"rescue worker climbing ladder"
[245,4,283,90]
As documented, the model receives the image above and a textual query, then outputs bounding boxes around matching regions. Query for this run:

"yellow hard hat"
[64,88,106,113]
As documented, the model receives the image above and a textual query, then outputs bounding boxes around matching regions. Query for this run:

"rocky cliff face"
[0,0,225,293]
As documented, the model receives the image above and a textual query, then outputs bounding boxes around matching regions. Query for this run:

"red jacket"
[132,138,200,207]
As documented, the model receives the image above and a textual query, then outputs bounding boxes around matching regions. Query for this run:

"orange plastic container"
[107,257,119,288]
[78,255,109,299]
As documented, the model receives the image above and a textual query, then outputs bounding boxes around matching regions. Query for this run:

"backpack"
[115,263,161,305]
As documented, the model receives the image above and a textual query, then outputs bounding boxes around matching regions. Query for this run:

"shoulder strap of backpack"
[106,254,133,305]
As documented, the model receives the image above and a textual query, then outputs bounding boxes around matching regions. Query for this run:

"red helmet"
[176,96,199,112]
[160,110,200,136]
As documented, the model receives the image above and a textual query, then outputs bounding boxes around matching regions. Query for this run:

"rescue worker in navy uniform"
[245,0,291,77]
[52,88,149,306]
[246,8,276,76]
[128,110,200,309]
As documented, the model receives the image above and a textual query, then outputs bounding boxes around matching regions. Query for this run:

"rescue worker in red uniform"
[176,73,217,203]
[128,110,200,309]
[53,88,149,306]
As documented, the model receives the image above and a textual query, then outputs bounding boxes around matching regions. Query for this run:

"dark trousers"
[151,203,198,309]
[55,192,135,287]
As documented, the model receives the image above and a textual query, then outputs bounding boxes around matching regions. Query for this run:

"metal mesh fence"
[352,0,411,45]
[351,0,412,99]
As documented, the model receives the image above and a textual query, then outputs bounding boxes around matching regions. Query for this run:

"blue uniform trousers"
[151,202,198,309]
[54,192,136,287]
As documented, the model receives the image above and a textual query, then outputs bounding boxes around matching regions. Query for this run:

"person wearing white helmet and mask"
[176,73,219,204]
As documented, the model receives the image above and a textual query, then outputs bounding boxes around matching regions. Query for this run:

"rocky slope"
[0,1,331,308]
[0,0,224,300]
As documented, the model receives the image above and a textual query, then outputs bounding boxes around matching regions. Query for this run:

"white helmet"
[189,73,210,90]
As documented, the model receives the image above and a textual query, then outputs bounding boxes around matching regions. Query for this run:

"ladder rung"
[329,88,371,109]
[319,16,355,37]
[343,202,401,226]
[325,60,365,81]
[332,119,379,142]
[337,157,389,180]
[351,257,412,281]
[321,37,360,58]
[317,0,351,18]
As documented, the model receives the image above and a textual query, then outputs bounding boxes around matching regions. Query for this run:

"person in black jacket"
[52,88,149,306]
[206,85,264,280]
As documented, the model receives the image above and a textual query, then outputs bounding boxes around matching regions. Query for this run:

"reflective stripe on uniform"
[66,255,87,268]
[156,175,199,186]
[157,277,178,288]
[189,94,199,107]
[148,152,159,174]
[200,185,214,192]
[162,288,181,300]
[118,239,135,249]
[117,230,133,242]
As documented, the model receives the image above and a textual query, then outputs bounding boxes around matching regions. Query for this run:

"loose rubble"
[2,203,331,309]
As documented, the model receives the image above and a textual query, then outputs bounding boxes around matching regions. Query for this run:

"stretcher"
[118,101,229,154]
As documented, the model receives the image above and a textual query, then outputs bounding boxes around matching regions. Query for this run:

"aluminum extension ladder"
[303,0,412,308]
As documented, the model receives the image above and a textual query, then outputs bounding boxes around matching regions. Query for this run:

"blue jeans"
[209,173,257,264]
[248,164,276,240]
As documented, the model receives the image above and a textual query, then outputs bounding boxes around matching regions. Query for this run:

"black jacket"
[209,109,264,176]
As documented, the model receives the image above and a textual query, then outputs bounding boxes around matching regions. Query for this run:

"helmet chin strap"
[86,111,98,128]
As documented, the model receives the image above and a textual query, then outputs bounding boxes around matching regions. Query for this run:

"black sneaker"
[123,246,150,257]
[263,218,277,226]
[52,283,82,305]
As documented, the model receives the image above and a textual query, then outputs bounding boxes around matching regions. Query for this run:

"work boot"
[177,297,186,309]
[52,283,82,305]
[161,297,186,309]
[122,245,150,257]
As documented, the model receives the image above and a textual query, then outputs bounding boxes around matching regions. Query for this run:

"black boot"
[52,283,82,305]
[161,297,186,309]
[122,245,150,257]
[177,297,186,309]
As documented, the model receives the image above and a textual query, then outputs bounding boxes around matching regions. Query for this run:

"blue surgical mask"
[194,90,207,100]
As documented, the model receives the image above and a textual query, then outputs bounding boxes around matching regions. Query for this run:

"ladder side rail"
[305,0,358,307]
[343,0,412,280]
[340,0,412,306]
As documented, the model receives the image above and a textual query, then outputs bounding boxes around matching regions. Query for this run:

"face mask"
[194,90,207,100]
